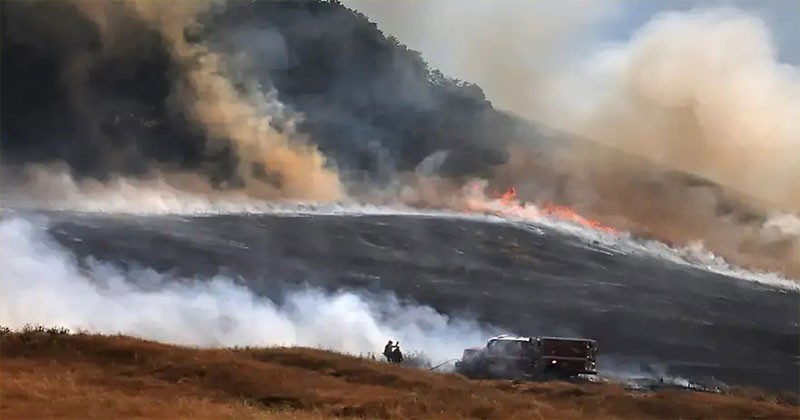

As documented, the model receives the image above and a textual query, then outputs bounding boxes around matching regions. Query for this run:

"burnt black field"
[15,207,799,394]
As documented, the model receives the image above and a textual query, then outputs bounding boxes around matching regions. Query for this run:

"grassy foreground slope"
[1,328,797,419]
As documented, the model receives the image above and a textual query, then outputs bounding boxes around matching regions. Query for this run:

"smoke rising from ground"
[0,214,493,363]
[350,3,800,210]
[541,7,800,277]
[4,0,800,279]
[4,0,343,201]
[116,0,344,200]
[1,164,274,214]
[544,8,800,211]
[346,2,800,278]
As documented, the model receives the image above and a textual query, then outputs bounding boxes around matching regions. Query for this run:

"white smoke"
[1,164,290,215]
[0,214,494,364]
[0,164,460,217]
[762,213,800,238]
[4,164,797,292]
[594,355,728,392]
[546,7,800,210]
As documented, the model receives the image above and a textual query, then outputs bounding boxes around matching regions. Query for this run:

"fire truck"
[454,334,598,380]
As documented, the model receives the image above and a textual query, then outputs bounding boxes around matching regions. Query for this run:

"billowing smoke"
[347,2,800,208]
[345,2,800,279]
[117,0,343,200]
[4,0,800,279]
[539,8,800,211]
[2,0,343,201]
[0,214,494,364]
[531,7,800,278]
[1,164,276,214]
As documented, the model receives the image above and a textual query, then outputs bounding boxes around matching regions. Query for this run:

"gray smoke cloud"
[113,0,345,200]
[3,0,344,201]
[344,1,800,279]
[342,0,619,117]
[344,2,800,209]
[5,0,800,279]
[543,7,800,210]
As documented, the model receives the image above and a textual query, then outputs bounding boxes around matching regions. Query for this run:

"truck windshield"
[488,340,527,356]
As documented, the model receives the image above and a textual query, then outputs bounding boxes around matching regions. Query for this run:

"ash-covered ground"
[9,207,797,394]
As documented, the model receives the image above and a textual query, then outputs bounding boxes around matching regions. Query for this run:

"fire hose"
[428,359,460,371]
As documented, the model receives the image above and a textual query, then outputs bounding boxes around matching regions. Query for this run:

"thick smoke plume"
[347,2,800,278]
[114,0,343,200]
[350,3,800,209]
[542,8,800,211]
[0,214,493,364]
[3,0,800,279]
[530,7,800,278]
[5,0,343,201]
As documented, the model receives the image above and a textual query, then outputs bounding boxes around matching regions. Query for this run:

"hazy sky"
[343,0,800,83]
[600,1,799,62]
[342,0,800,209]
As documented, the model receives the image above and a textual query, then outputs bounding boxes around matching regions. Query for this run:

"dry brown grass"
[1,327,797,419]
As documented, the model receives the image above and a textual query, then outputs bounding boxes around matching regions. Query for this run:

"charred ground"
[21,209,800,394]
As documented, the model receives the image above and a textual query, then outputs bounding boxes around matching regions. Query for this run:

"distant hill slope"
[1,0,774,202]
[1,327,797,419]
[2,0,795,277]
[0,0,772,204]
[0,0,523,183]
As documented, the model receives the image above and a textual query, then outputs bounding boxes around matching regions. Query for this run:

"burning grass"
[1,325,797,419]
[467,185,619,234]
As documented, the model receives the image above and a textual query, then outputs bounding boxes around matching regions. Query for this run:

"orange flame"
[489,187,617,234]
[499,187,517,205]
[541,202,617,234]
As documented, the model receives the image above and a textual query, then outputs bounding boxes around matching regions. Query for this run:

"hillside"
[1,327,797,419]
[4,0,797,280]
[0,0,514,183]
[0,0,743,193]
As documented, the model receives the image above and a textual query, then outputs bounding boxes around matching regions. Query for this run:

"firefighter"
[392,342,404,364]
[383,340,394,362]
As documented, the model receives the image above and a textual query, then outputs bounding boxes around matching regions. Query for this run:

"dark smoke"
[1,0,798,279]
[0,1,220,180]
[0,0,517,190]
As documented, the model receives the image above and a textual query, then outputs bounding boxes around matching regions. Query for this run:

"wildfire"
[481,186,617,234]
[540,203,617,234]
[498,187,518,206]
